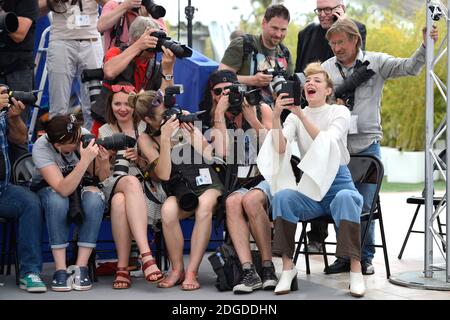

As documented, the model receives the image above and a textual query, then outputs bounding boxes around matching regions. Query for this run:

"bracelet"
[214,119,226,124]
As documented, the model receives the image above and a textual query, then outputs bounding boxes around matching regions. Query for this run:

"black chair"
[398,149,447,259]
[293,154,391,279]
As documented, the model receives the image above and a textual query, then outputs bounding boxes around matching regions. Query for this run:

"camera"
[166,171,199,212]
[0,12,18,34]
[148,31,193,59]
[0,84,37,106]
[226,84,262,115]
[81,68,104,105]
[163,85,205,123]
[141,0,166,19]
[334,60,376,110]
[82,132,137,177]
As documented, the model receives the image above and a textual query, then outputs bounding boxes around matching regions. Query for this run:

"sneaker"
[362,261,375,275]
[306,241,323,253]
[19,273,47,293]
[261,263,278,291]
[51,270,72,292]
[233,265,262,294]
[68,265,92,291]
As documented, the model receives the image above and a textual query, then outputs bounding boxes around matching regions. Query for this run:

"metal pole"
[425,0,436,278]
[446,0,450,282]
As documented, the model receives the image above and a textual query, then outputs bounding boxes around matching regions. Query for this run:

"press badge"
[349,115,358,134]
[196,168,212,186]
[238,166,251,178]
[75,15,91,27]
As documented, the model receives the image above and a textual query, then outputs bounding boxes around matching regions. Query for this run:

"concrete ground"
[1,191,449,300]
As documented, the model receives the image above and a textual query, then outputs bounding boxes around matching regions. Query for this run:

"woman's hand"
[96,145,110,164]
[124,147,139,162]
[274,93,294,117]
[160,114,180,141]
[215,90,230,114]
[79,139,99,164]
[241,98,258,125]
[286,104,305,121]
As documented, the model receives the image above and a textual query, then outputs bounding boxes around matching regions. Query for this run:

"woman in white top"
[269,62,365,297]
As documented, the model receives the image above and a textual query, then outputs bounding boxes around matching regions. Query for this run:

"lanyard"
[336,63,347,80]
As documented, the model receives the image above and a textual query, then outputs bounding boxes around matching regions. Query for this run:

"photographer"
[320,18,438,275]
[97,0,167,52]
[0,0,39,164]
[0,86,47,293]
[134,90,224,291]
[91,16,175,133]
[209,70,277,294]
[98,82,163,288]
[219,4,293,107]
[39,0,106,130]
[31,114,108,292]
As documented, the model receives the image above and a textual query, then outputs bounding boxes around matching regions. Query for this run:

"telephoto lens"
[113,150,131,177]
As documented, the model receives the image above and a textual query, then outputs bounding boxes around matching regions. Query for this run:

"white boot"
[274,268,298,295]
[349,271,365,297]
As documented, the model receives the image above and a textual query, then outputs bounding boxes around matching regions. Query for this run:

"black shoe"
[361,261,375,275]
[261,262,278,291]
[323,259,350,274]
[233,265,262,294]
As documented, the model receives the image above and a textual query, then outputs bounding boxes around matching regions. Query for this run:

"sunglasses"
[151,90,164,107]
[111,84,136,94]
[57,114,78,143]
[213,87,226,96]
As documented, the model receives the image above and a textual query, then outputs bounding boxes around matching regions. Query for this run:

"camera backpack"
[208,242,262,291]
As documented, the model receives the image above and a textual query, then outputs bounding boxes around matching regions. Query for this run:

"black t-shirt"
[295,21,367,73]
[0,0,39,67]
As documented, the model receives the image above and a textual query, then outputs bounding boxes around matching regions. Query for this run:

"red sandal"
[141,252,164,283]
[112,267,131,290]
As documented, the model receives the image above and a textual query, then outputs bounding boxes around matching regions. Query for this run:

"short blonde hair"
[304,62,334,102]
[325,18,362,49]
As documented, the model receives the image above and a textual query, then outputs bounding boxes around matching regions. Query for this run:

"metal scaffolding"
[389,0,450,290]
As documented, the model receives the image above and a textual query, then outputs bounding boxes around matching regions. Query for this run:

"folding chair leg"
[378,211,390,278]
[398,204,421,260]
[321,241,329,270]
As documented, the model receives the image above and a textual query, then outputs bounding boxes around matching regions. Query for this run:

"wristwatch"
[161,73,174,81]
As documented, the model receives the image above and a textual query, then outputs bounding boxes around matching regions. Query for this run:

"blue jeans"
[38,187,105,249]
[0,184,43,276]
[272,166,363,228]
[355,142,381,263]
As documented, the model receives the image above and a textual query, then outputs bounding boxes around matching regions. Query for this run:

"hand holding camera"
[241,98,259,125]
[161,46,176,75]
[253,71,273,87]
[160,114,180,141]
[79,139,100,165]
[124,0,143,10]
[7,98,25,118]
[124,148,139,162]
[136,27,159,51]
[274,93,295,118]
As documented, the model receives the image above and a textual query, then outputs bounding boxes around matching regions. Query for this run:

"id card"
[349,115,358,135]
[196,168,212,186]
[75,15,91,27]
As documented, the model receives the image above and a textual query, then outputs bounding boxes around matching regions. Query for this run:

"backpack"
[241,33,291,75]
[208,243,262,291]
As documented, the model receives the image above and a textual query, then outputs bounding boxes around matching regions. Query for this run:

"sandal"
[112,267,131,290]
[181,271,200,291]
[157,270,185,288]
[141,252,164,283]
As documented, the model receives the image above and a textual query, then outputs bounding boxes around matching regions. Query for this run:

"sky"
[161,0,317,26]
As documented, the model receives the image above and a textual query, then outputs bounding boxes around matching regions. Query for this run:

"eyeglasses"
[111,84,136,94]
[151,89,164,107]
[328,39,346,47]
[314,5,340,15]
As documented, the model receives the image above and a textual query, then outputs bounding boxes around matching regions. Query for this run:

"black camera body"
[334,60,376,110]
[147,31,193,59]
[0,84,36,106]
[81,68,104,105]
[163,85,205,123]
[226,84,262,115]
